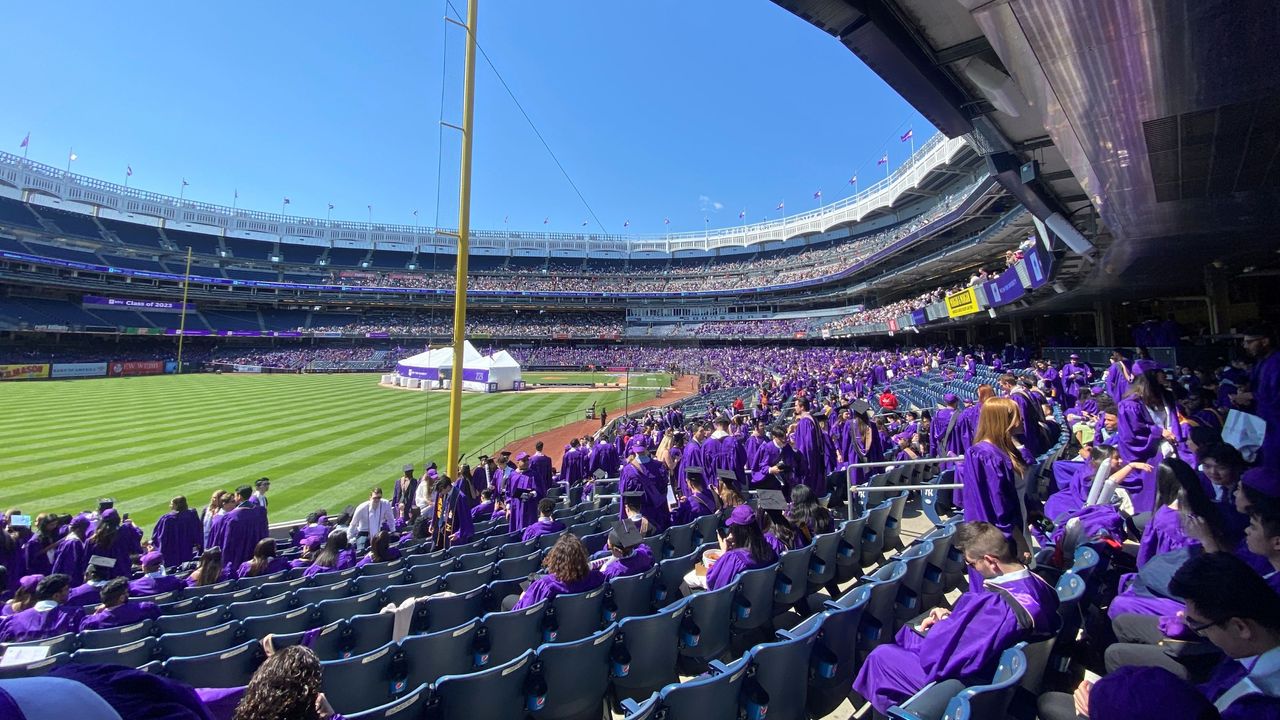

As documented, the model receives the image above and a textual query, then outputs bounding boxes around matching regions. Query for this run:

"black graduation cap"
[755,489,788,512]
[813,413,828,423]
[592,469,608,480]
[608,519,643,548]
[499,450,512,457]
[685,467,705,479]
[850,399,873,415]
[621,490,647,501]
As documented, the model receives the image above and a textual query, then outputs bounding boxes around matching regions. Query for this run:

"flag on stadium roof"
[813,190,822,200]
[581,220,588,226]
[504,215,509,224]
[900,129,913,142]
[739,209,745,219]
[776,201,784,211]
[182,178,190,186]
[848,175,857,185]
[877,154,888,165]
[623,220,630,227]
[68,149,77,162]
[328,203,334,210]
[544,217,549,224]
[283,197,291,205]
[19,133,28,149]
[664,217,670,225]
[126,165,133,177]
[413,209,418,216]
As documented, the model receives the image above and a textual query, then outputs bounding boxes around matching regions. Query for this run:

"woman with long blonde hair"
[959,397,1030,590]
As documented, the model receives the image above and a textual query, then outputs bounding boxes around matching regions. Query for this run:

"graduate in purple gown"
[589,436,620,478]
[78,577,161,631]
[558,441,584,489]
[704,418,748,489]
[1060,353,1093,407]
[959,398,1029,590]
[786,485,834,546]
[530,442,556,495]
[506,453,541,533]
[619,438,671,533]
[930,394,965,461]
[1105,349,1134,405]
[302,531,356,578]
[355,530,402,568]
[848,401,886,487]
[595,520,655,580]
[790,398,828,496]
[66,564,111,608]
[750,427,797,491]
[1038,665,1219,720]
[83,509,136,580]
[236,539,290,579]
[1240,326,1280,471]
[852,522,1059,714]
[150,496,204,569]
[22,514,63,577]
[675,426,709,498]
[50,514,91,587]
[670,471,719,526]
[1000,375,1046,459]
[1117,372,1182,515]
[1137,460,1206,567]
[129,551,186,596]
[186,547,228,587]
[512,534,605,611]
[521,499,567,542]
[0,574,85,642]
[471,456,499,497]
[470,489,497,522]
[3,574,41,618]
[433,473,475,548]
[207,487,269,573]
[705,505,777,591]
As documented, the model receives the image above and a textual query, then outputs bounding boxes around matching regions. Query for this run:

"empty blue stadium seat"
[433,649,535,720]
[534,625,618,720]
[320,644,402,716]
[612,600,686,706]
[400,619,478,689]
[745,618,822,720]
[548,585,607,643]
[163,640,263,689]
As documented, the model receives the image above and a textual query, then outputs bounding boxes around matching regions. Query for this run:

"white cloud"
[698,195,724,213]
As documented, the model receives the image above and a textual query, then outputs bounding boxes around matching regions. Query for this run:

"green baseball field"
[1,373,659,530]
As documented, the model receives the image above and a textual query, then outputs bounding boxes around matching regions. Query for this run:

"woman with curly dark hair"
[233,645,339,720]
[509,533,604,610]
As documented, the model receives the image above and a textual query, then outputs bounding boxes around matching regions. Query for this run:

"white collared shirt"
[350,499,393,536]
[1217,645,1280,710]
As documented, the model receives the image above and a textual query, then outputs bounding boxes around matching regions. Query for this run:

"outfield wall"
[0,360,176,381]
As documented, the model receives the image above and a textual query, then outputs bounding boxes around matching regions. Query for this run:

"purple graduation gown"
[852,570,1060,713]
[83,535,135,580]
[441,478,475,545]
[960,442,1024,589]
[1043,460,1091,521]
[705,546,776,591]
[129,573,186,597]
[670,488,718,526]
[506,471,540,533]
[1008,390,1045,458]
[600,544,654,580]
[513,569,605,610]
[66,582,104,608]
[792,415,828,496]
[207,505,268,572]
[0,603,85,642]
[78,601,161,631]
[1136,505,1197,567]
[470,501,495,522]
[676,440,706,498]
[530,453,555,495]
[521,519,567,542]
[704,434,748,490]
[235,556,291,579]
[151,509,204,568]
[1061,361,1092,405]
[1253,350,1280,471]
[302,549,356,578]
[1105,361,1131,405]
[750,441,797,489]
[1116,397,1166,515]
[589,441,620,478]
[51,537,89,587]
[619,457,672,533]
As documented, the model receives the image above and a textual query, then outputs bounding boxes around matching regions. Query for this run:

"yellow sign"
[945,287,981,318]
[0,363,50,380]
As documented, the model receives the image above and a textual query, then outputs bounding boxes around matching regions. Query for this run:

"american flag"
[19,133,28,149]
[738,209,745,219]
[900,129,913,142]
[623,220,630,228]
[848,175,857,185]
[813,190,822,200]
[776,201,784,211]
[877,154,888,165]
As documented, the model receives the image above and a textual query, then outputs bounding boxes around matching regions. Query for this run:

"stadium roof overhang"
[772,0,1280,302]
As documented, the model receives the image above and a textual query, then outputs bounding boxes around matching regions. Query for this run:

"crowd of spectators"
[304,311,623,338]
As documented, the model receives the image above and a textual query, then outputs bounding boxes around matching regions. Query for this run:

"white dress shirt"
[350,498,394,536]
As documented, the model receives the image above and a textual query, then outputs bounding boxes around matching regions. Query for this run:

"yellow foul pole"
[176,246,193,373]
[445,0,479,478]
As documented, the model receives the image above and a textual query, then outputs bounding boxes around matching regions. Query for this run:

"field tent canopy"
[389,340,523,392]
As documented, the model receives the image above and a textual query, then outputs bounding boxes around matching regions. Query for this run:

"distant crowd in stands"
[304,311,622,338]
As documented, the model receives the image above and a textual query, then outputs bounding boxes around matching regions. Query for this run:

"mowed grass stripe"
[3,377,365,440]
[1,381,413,460]
[0,376,623,527]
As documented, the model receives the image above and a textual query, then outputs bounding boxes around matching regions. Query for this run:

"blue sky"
[4,1,933,234]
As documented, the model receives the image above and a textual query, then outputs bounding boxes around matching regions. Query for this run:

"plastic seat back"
[433,649,535,720]
[495,552,543,581]
[70,636,157,668]
[0,652,68,679]
[534,625,618,720]
[479,600,547,667]
[891,540,934,626]
[256,576,308,599]
[154,606,226,636]
[655,546,700,607]
[537,530,568,551]
[353,569,408,595]
[157,620,241,659]
[458,547,501,571]
[581,530,610,555]
[807,530,842,591]
[295,579,354,606]
[944,644,1027,720]
[679,580,738,668]
[227,590,294,620]
[606,566,657,622]
[346,612,396,657]
[77,620,153,649]
[425,585,487,633]
[345,683,428,720]
[803,586,870,717]
[834,512,869,583]
[773,545,813,608]
[163,640,263,688]
[317,590,382,627]
[407,558,456,584]
[691,512,722,546]
[401,619,478,689]
[860,497,893,566]
[613,601,686,705]
[664,522,696,559]
[920,523,957,608]
[731,563,778,632]
[883,490,909,552]
[858,562,906,656]
[442,564,495,594]
[239,605,315,640]
[383,577,441,608]
[548,585,607,643]
[320,644,401,716]
[657,655,748,720]
[199,586,257,608]
[746,619,821,720]
[272,618,349,660]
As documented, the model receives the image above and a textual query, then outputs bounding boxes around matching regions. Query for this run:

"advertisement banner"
[51,362,108,379]
[365,332,390,339]
[0,363,50,381]
[945,287,982,318]
[887,318,900,333]
[984,267,1027,307]
[910,309,928,326]
[273,331,303,338]
[461,368,490,383]
[107,360,165,377]
[1025,245,1050,288]
[232,364,263,373]
[83,295,193,313]
[217,330,264,337]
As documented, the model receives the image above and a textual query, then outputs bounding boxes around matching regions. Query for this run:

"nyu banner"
[83,295,194,313]
[984,267,1026,307]
[51,362,108,378]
